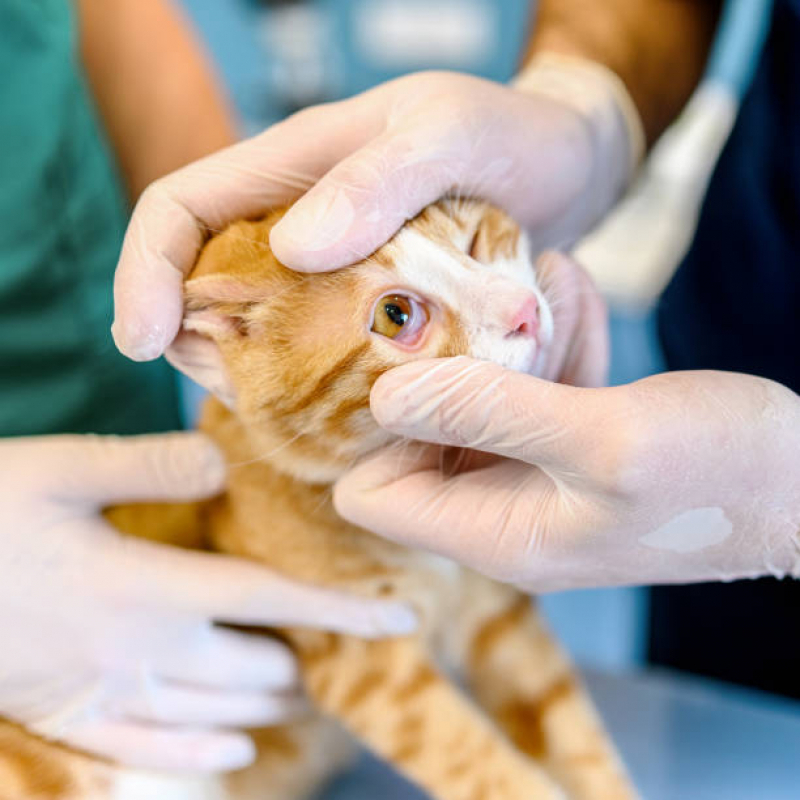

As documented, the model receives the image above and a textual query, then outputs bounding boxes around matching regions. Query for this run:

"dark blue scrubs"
[653,0,800,698]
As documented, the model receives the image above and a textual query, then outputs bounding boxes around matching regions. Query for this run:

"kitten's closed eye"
[371,294,429,346]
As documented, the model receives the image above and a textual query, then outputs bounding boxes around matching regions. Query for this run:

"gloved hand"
[533,251,610,388]
[334,359,800,592]
[112,60,643,361]
[0,433,415,772]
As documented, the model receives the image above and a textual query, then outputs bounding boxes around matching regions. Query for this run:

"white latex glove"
[112,60,643,361]
[334,360,800,593]
[0,433,415,772]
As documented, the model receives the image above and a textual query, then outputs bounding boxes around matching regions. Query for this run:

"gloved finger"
[65,719,256,772]
[114,681,308,728]
[112,99,381,361]
[334,445,551,584]
[29,432,225,506]
[112,536,417,638]
[155,627,299,692]
[269,79,594,275]
[536,251,610,387]
[368,356,605,475]
[269,123,465,272]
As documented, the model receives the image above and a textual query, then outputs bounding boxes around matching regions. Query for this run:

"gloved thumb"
[368,356,599,473]
[269,127,464,272]
[30,432,225,506]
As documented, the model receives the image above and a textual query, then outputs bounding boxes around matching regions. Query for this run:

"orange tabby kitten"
[0,199,635,800]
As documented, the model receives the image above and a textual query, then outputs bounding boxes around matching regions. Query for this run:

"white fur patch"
[392,227,551,376]
[639,507,733,554]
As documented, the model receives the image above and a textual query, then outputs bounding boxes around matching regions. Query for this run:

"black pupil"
[385,303,408,327]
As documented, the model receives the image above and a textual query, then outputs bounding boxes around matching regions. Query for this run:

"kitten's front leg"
[443,573,636,800]
[291,631,565,800]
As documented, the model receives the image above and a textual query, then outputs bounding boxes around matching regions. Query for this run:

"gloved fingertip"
[270,186,356,271]
[342,600,418,638]
[368,375,406,429]
[110,321,166,362]
[201,734,256,772]
[155,434,227,496]
[370,358,464,430]
[257,639,299,689]
[111,321,162,361]
[193,440,228,493]
[373,603,419,636]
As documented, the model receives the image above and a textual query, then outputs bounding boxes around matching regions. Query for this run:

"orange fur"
[0,200,634,799]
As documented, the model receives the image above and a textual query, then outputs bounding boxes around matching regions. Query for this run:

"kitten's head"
[173,199,553,482]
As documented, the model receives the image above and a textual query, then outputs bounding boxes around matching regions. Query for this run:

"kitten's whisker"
[388,436,415,484]
[227,426,313,468]
[543,289,605,311]
[309,485,334,516]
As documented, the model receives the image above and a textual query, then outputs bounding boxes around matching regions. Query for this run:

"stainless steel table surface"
[320,668,800,799]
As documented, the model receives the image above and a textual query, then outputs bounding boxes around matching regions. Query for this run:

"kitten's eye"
[371,294,428,345]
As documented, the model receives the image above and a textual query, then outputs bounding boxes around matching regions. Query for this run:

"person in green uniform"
[0,0,409,774]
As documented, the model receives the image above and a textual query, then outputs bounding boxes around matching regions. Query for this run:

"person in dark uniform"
[112,0,800,703]
[654,0,800,699]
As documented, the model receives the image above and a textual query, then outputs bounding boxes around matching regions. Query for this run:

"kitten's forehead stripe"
[367,247,397,271]
[472,207,521,263]
[325,395,373,436]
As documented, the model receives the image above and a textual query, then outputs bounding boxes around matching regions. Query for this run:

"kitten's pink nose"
[508,295,540,338]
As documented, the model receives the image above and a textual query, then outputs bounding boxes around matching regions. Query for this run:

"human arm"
[111,0,722,361]
[333,359,800,592]
[526,0,722,146]
[0,433,414,771]
[76,0,236,203]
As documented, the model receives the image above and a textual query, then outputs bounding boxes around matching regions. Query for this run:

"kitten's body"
[0,201,634,799]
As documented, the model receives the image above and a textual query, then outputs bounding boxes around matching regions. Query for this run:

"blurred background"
[177,0,773,674]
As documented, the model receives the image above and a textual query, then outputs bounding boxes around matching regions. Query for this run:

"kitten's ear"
[166,331,237,409]
[183,274,265,338]
[165,275,265,409]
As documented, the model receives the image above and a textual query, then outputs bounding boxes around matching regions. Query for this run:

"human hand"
[534,250,609,388]
[0,433,415,772]
[334,361,800,592]
[113,62,641,361]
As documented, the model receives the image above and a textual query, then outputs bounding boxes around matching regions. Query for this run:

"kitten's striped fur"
[0,199,634,799]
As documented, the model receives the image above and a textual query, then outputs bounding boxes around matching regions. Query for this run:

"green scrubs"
[0,0,181,436]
